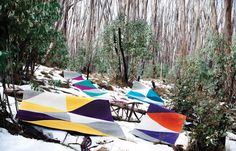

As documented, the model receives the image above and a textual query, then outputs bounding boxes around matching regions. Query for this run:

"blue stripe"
[136,129,179,144]
[147,89,164,103]
[83,91,107,97]
[127,91,145,97]
[147,103,174,113]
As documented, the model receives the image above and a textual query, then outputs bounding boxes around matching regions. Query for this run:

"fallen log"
[154,141,184,151]
[4,89,24,102]
[0,115,78,151]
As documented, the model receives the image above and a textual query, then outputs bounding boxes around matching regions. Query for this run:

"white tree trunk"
[58,0,236,67]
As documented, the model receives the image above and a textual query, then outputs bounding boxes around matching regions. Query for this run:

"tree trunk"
[58,0,236,74]
[113,30,122,77]
[224,0,233,103]
[224,0,233,45]
[86,0,95,79]
[118,27,128,84]
[152,0,158,78]
[211,0,218,34]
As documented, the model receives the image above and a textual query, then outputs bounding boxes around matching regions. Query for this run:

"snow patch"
[0,128,73,151]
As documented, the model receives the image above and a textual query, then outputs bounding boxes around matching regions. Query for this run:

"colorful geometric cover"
[126,81,164,105]
[63,70,85,83]
[64,71,110,99]
[17,91,125,138]
[73,80,109,98]
[131,103,186,144]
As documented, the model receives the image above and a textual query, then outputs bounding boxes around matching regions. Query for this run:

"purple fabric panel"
[70,99,114,122]
[17,110,59,121]
[136,129,179,144]
[73,84,95,90]
[147,103,174,113]
[72,76,84,81]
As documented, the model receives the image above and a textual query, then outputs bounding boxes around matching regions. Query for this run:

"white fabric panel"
[83,89,104,93]
[131,129,159,142]
[132,81,148,90]
[44,112,71,121]
[25,92,67,111]
[68,112,114,124]
[87,122,125,138]
[72,79,84,84]
[128,96,162,106]
[63,70,81,79]
[133,89,150,96]
[142,98,164,106]
[94,93,112,100]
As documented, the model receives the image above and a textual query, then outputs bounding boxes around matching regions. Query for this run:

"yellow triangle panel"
[27,120,108,136]
[66,95,94,112]
[20,101,64,113]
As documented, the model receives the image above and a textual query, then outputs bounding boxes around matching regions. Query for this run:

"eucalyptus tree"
[0,0,68,85]
[0,0,69,135]
[101,16,152,84]
[59,0,236,77]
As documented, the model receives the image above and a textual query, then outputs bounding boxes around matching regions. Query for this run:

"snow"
[89,121,188,151]
[29,121,189,151]
[0,128,73,151]
[93,137,173,151]
[0,85,18,116]
[18,85,32,91]
[8,95,18,116]
[34,65,66,82]
[225,132,236,151]
[0,65,190,151]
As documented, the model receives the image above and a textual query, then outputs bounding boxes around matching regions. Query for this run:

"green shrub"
[188,101,233,151]
[68,47,87,72]
[48,80,62,88]
[100,15,153,81]
[0,0,66,83]
[172,35,235,151]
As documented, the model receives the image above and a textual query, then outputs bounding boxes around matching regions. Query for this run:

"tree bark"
[118,28,128,84]
[58,0,236,74]
[223,0,234,103]
[113,30,122,76]
[86,0,95,79]
[224,0,233,45]
[211,0,218,34]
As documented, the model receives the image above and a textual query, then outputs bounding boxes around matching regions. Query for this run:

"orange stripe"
[148,113,186,132]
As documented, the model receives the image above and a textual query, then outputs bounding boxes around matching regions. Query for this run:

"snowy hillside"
[0,65,193,151]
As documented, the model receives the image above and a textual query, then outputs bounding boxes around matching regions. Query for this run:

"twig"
[153,141,172,147]
[96,140,114,145]
[59,142,79,151]
[4,92,16,124]
[62,132,69,143]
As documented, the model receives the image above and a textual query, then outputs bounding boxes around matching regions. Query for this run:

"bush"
[188,101,233,151]
[0,0,67,83]
[68,47,87,72]
[172,35,235,151]
[100,15,153,82]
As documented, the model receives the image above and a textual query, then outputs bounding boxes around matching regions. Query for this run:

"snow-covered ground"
[22,121,188,151]
[0,65,188,151]
[0,65,205,151]
[0,128,73,151]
